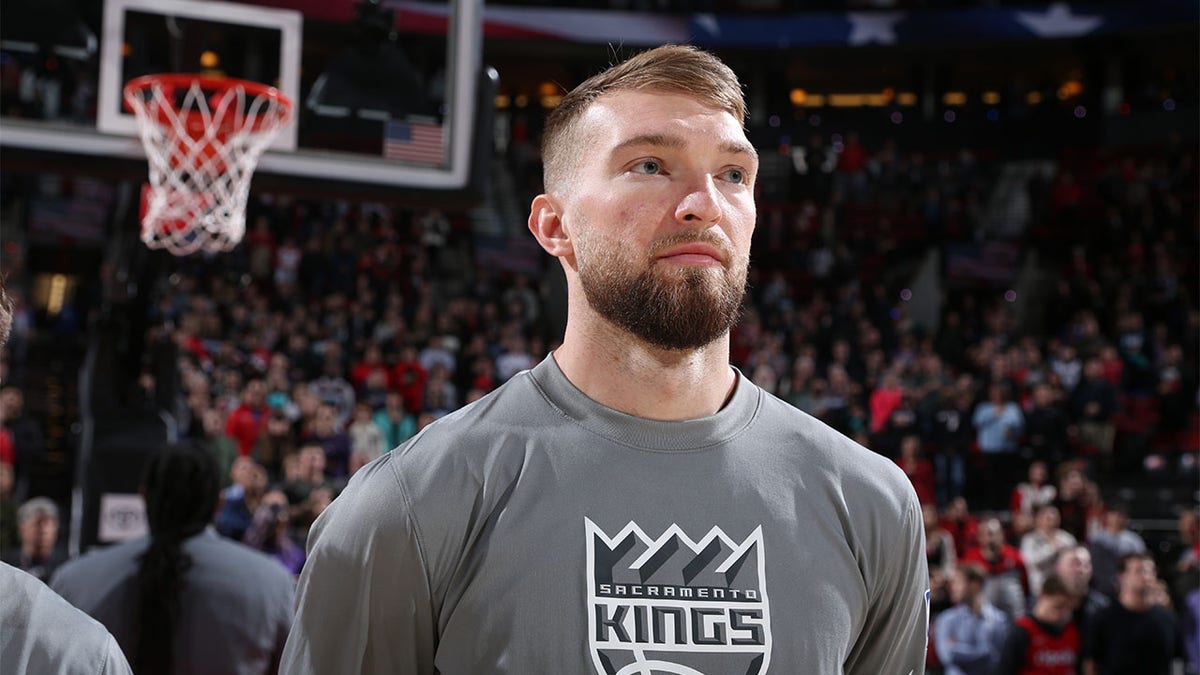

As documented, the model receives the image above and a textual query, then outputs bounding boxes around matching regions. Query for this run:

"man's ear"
[528,194,573,258]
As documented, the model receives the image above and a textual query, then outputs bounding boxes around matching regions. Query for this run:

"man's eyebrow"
[610,134,759,162]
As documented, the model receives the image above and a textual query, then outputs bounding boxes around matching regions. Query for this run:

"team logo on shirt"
[584,518,772,675]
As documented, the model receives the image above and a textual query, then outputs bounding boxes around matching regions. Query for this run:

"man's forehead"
[578,89,750,149]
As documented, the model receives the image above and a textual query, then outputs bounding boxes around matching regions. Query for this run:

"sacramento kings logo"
[584,518,772,675]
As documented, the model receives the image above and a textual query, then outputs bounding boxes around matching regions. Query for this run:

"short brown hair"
[540,44,746,191]
[1118,552,1153,574]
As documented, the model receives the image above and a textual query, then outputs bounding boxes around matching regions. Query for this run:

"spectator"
[1,385,45,502]
[216,458,268,541]
[349,344,390,395]
[925,502,957,615]
[1021,504,1077,597]
[348,401,386,463]
[997,574,1081,675]
[1054,466,1098,542]
[1024,384,1070,467]
[962,516,1030,618]
[254,409,297,482]
[1011,460,1057,520]
[2,496,65,583]
[930,383,974,508]
[896,434,936,505]
[282,444,328,508]
[50,441,294,674]
[373,391,416,453]
[934,563,1010,675]
[973,381,1025,510]
[1054,545,1111,647]
[199,407,238,488]
[303,403,352,482]
[1088,505,1147,599]
[243,488,305,576]
[391,346,427,415]
[225,378,269,457]
[309,353,356,428]
[1071,357,1117,460]
[942,496,980,560]
[1082,553,1184,675]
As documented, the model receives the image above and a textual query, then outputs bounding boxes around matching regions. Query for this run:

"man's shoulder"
[189,532,294,586]
[756,391,916,506]
[52,538,145,587]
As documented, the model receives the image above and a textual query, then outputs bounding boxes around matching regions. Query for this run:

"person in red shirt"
[962,516,1031,618]
[225,378,269,457]
[350,344,391,395]
[997,574,1080,675]
[896,434,936,505]
[942,496,981,559]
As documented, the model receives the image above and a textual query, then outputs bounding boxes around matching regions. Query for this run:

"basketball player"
[283,45,929,674]
[0,285,133,675]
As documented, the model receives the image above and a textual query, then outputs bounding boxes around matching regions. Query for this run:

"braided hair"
[135,440,220,674]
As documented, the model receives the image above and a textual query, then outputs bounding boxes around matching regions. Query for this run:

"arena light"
[514,94,529,108]
[896,92,917,106]
[540,94,562,109]
[1057,80,1083,100]
[789,88,807,106]
[1026,91,1043,105]
[829,94,867,107]
[941,92,967,106]
[981,91,1001,105]
[865,94,888,107]
[494,94,510,109]
[806,94,826,107]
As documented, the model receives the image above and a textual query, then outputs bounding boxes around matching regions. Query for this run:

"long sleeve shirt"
[934,601,1011,675]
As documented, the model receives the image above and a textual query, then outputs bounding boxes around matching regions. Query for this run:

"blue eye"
[723,168,747,184]
[632,160,661,175]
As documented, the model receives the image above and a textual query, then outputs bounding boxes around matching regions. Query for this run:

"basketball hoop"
[124,74,293,256]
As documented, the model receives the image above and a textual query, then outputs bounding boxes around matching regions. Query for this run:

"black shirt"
[1083,602,1181,675]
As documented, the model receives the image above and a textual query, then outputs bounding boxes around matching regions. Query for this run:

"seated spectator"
[242,488,305,576]
[303,403,352,482]
[925,503,957,616]
[2,497,65,583]
[934,563,1010,675]
[348,401,385,466]
[996,574,1081,675]
[1011,460,1057,519]
[374,391,416,453]
[254,409,297,482]
[215,458,268,541]
[1089,504,1147,598]
[199,408,238,489]
[962,516,1029,618]
[283,444,329,508]
[1021,504,1077,597]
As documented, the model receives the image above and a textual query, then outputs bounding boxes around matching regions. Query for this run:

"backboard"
[0,0,486,198]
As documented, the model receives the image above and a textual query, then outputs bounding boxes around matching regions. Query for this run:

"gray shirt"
[50,527,295,675]
[282,355,929,674]
[1,562,132,675]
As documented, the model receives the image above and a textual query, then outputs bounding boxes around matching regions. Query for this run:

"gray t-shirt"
[0,562,132,675]
[51,527,295,675]
[282,355,929,674]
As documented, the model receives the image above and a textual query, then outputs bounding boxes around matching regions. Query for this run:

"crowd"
[0,114,1197,671]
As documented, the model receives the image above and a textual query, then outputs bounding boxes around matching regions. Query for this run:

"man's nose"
[674,174,722,226]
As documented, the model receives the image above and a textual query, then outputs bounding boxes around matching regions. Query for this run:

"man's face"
[1118,558,1157,598]
[20,513,57,555]
[1055,548,1093,595]
[1038,593,1075,626]
[555,90,758,351]
[949,570,977,605]
[980,520,1004,551]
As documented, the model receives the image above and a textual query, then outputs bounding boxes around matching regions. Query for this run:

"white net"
[124,76,293,256]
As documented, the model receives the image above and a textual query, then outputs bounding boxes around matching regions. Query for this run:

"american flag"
[383,118,445,165]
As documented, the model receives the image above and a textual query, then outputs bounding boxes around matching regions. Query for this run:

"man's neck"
[554,314,737,421]
[1119,591,1151,612]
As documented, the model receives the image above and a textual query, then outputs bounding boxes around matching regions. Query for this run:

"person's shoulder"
[190,532,293,585]
[755,390,917,510]
[51,538,145,589]
[1,562,131,675]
